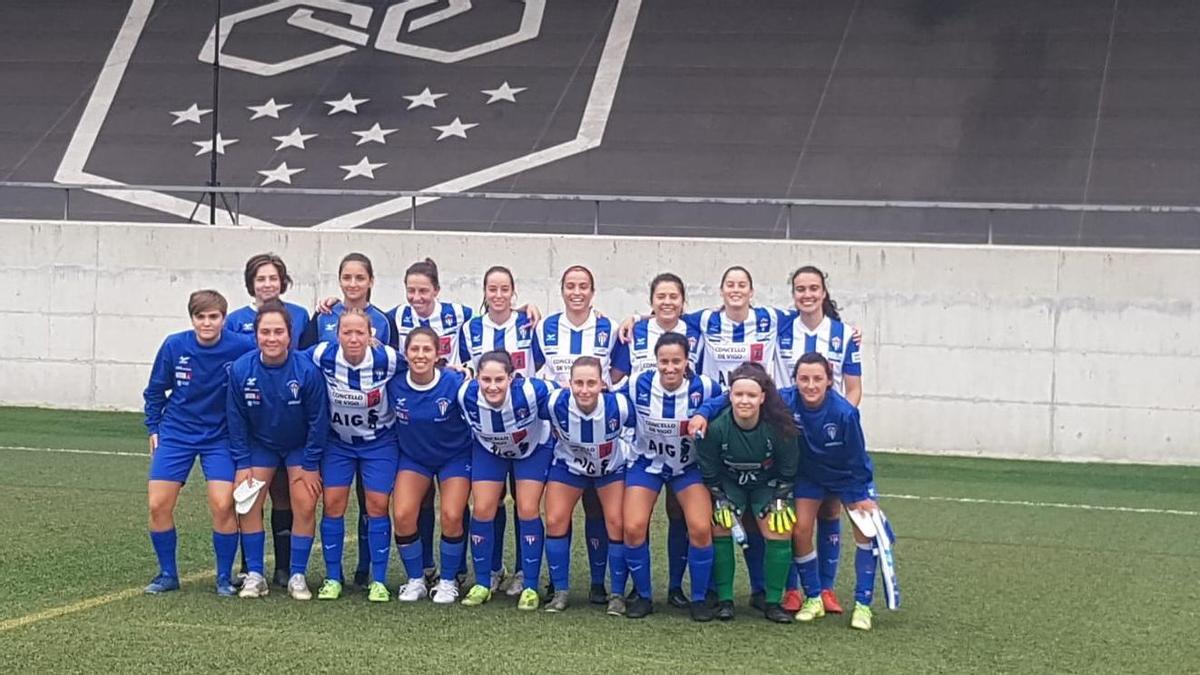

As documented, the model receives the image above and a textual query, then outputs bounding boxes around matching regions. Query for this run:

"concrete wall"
[2,219,1197,465]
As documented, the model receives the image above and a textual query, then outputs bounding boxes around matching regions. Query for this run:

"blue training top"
[780,386,873,490]
[225,301,311,351]
[226,349,329,470]
[388,368,474,464]
[143,330,256,447]
[300,302,393,349]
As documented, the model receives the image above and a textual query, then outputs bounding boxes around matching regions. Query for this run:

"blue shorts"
[793,478,877,505]
[322,439,398,494]
[472,441,553,483]
[398,449,472,482]
[624,456,702,493]
[547,459,625,490]
[250,447,304,470]
[148,442,234,484]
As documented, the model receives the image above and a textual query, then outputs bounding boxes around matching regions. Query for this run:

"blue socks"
[744,526,766,594]
[470,516,495,584]
[608,539,627,596]
[667,518,688,591]
[518,517,544,590]
[626,540,652,599]
[418,506,436,570]
[818,517,842,590]
[212,530,238,582]
[491,507,506,574]
[320,516,345,582]
[367,515,391,584]
[855,543,876,606]
[585,518,608,586]
[546,533,571,592]
[440,534,466,582]
[290,534,314,577]
[240,530,266,575]
[150,528,178,579]
[688,544,714,603]
[794,551,820,598]
[396,532,423,580]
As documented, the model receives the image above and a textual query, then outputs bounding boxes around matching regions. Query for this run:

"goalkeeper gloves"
[709,486,737,529]
[762,498,796,534]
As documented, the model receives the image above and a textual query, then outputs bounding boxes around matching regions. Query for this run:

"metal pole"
[593,200,599,235]
[235,192,240,226]
[785,204,792,239]
[410,196,416,230]
[209,0,221,225]
[63,188,70,220]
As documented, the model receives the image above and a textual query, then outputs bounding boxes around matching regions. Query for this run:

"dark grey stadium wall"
[2,0,1200,247]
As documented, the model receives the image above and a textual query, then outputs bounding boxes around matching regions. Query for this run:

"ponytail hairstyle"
[253,299,293,339]
[793,351,834,384]
[338,252,375,302]
[478,349,515,376]
[789,265,841,322]
[243,253,292,297]
[653,332,694,380]
[406,257,440,290]
[480,265,516,314]
[727,362,797,440]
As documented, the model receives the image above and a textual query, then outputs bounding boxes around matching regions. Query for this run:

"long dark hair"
[649,272,686,304]
[478,349,514,375]
[728,362,796,440]
[480,265,516,314]
[338,252,375,302]
[790,265,841,321]
[406,257,440,290]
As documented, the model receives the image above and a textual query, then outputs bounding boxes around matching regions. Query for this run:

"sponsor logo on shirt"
[438,335,453,356]
[511,351,526,370]
[598,441,613,458]
[749,343,764,362]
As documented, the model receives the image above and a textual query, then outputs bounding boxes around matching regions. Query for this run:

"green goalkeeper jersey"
[697,407,799,491]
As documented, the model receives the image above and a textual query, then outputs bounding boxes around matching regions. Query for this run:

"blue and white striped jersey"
[544,389,635,477]
[611,316,704,380]
[457,377,555,460]
[458,310,538,379]
[776,314,862,394]
[695,307,783,385]
[534,312,622,387]
[310,342,401,444]
[625,370,723,474]
[388,301,473,363]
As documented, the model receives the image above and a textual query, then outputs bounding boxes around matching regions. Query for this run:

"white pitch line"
[881,493,1199,517]
[0,568,214,633]
[0,445,144,458]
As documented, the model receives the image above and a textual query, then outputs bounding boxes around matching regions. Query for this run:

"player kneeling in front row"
[691,363,799,623]
[788,353,893,630]
[226,301,328,600]
[143,290,257,596]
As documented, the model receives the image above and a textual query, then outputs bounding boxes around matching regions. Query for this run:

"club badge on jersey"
[459,378,551,460]
[548,389,632,477]
[630,370,721,474]
[312,342,398,443]
[537,313,616,385]
[699,307,779,385]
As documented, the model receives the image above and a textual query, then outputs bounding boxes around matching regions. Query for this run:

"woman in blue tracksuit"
[142,289,256,597]
[786,352,880,631]
[389,327,475,605]
[226,300,328,600]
